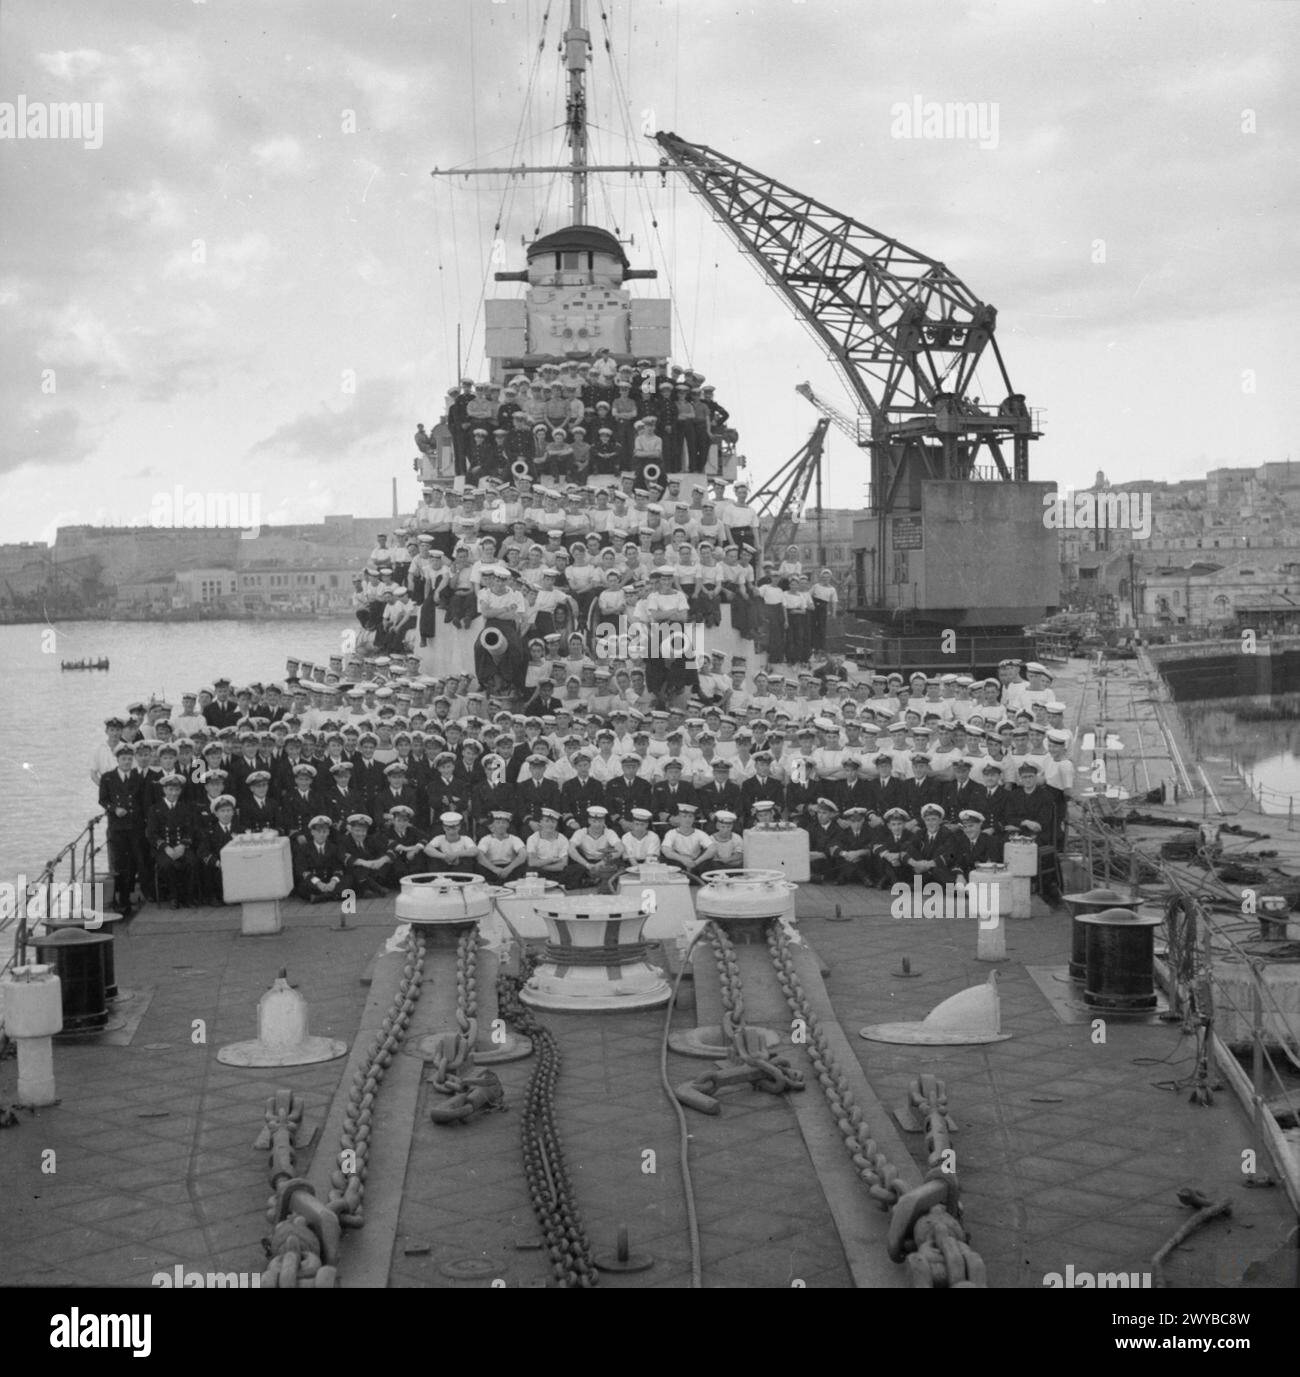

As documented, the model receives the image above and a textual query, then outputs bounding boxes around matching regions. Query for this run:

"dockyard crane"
[795,381,866,447]
[652,132,1041,597]
[748,418,832,568]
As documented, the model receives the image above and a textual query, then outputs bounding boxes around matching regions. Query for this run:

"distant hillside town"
[0,514,395,621]
[1056,461,1300,637]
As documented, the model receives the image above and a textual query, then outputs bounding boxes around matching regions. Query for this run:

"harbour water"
[0,618,354,882]
[1177,697,1300,816]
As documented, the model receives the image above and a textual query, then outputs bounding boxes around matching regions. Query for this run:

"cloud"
[36,49,107,82]
[2,406,97,476]
[162,232,277,291]
[114,181,186,229]
[343,57,416,134]
[249,377,406,460]
[253,136,311,177]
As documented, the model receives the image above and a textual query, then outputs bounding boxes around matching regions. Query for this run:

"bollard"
[217,970,348,1067]
[2,965,63,1105]
[976,910,1006,963]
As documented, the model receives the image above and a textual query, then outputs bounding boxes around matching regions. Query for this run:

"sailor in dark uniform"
[350,733,388,804]
[695,759,743,827]
[198,796,242,902]
[374,761,421,829]
[282,764,320,844]
[603,754,652,832]
[99,742,145,915]
[294,816,346,902]
[905,803,960,886]
[740,750,787,823]
[145,773,199,907]
[559,751,606,833]
[979,762,1013,846]
[382,804,428,883]
[951,810,1001,875]
[1002,764,1062,902]
[425,752,471,829]
[469,753,517,834]
[316,761,365,829]
[803,797,843,882]
[903,754,947,825]
[871,807,914,888]
[942,757,988,823]
[514,754,562,834]
[240,771,283,833]
[864,752,908,826]
[340,813,392,897]
[831,806,876,885]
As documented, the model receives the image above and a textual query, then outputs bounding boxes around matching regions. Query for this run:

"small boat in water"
[60,657,110,671]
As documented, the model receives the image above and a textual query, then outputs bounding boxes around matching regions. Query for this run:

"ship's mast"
[563,0,591,224]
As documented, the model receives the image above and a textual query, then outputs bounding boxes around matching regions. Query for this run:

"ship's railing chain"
[766,921,987,1287]
[428,927,505,1124]
[323,927,427,1231]
[499,962,598,1288]
[256,1090,341,1289]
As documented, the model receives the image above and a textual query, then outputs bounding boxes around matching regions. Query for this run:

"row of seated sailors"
[433,363,734,473]
[108,662,1022,739]
[356,562,806,645]
[95,663,1062,761]
[101,669,1068,749]
[449,421,723,480]
[139,741,1063,842]
[387,480,762,551]
[101,706,1075,797]
[261,801,1053,906]
[296,805,749,902]
[437,360,730,431]
[362,542,776,598]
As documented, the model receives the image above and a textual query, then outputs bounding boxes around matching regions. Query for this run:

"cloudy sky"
[1,0,1295,545]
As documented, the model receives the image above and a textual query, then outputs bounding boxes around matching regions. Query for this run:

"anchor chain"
[257,1091,341,1288]
[324,927,427,1229]
[766,923,987,1286]
[675,923,804,1113]
[427,927,505,1124]
[499,963,598,1288]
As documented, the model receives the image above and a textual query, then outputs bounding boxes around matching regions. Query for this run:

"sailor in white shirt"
[881,723,915,780]
[723,483,757,549]
[619,809,662,863]
[1020,663,1056,713]
[644,566,690,626]
[172,694,205,739]
[1044,702,1074,750]
[477,812,528,882]
[810,720,847,781]
[525,809,571,876]
[1042,730,1076,797]
[998,660,1030,714]
[659,804,712,873]
[568,806,625,881]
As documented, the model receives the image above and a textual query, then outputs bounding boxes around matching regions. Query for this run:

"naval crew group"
[89,356,1068,913]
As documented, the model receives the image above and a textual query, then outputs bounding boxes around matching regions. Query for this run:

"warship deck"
[3,654,1298,1289]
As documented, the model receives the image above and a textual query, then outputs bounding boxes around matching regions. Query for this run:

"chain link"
[257,1090,341,1289]
[428,926,506,1123]
[324,927,427,1229]
[499,961,599,1288]
[766,922,987,1286]
[765,921,903,1207]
